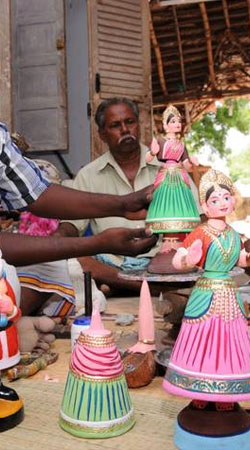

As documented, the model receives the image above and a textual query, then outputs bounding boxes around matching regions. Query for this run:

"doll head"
[162,105,182,134]
[199,169,235,218]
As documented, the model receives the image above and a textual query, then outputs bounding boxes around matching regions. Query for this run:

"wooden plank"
[99,40,142,54]
[149,6,167,96]
[199,2,216,87]
[98,10,141,26]
[12,0,68,151]
[101,87,143,97]
[98,34,142,47]
[153,86,250,107]
[98,18,142,33]
[99,62,143,75]
[98,55,143,68]
[151,0,219,9]
[97,0,141,13]
[0,0,12,127]
[100,70,143,82]
[101,92,144,102]
[97,4,142,18]
[101,78,143,89]
[98,26,142,40]
[88,0,152,157]
[99,48,143,61]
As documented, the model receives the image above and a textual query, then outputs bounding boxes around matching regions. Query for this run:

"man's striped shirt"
[0,123,49,211]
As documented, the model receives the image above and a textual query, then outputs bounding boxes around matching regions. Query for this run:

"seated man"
[58,97,202,295]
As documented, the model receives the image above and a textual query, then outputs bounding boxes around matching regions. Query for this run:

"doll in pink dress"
[145,105,200,273]
[163,169,250,447]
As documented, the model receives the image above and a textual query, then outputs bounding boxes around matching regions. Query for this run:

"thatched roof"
[149,0,250,128]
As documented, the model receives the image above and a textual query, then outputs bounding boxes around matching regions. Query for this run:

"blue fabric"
[95,253,150,270]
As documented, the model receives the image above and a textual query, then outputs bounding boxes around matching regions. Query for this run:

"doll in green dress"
[145,105,201,273]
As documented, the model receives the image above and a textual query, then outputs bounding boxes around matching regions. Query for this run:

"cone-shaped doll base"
[59,370,135,438]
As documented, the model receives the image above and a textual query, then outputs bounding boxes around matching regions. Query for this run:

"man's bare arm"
[0,228,156,266]
[28,184,153,220]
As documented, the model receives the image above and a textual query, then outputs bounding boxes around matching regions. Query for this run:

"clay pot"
[123,351,156,388]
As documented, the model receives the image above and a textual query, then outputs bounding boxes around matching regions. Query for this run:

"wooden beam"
[149,8,168,95]
[172,6,186,90]
[199,2,216,87]
[222,0,230,29]
[153,87,250,107]
[172,6,191,125]
[189,100,216,123]
[151,0,218,10]
[247,0,250,26]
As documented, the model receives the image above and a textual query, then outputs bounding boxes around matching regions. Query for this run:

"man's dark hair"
[95,97,139,130]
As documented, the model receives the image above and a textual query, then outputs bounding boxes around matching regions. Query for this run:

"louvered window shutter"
[88,0,152,159]
[11,0,67,151]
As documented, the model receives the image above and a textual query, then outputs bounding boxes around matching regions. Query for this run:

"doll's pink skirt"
[163,314,250,402]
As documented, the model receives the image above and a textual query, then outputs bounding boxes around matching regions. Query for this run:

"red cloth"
[0,279,20,363]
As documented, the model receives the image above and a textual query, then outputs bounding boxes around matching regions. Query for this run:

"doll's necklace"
[203,224,234,263]
[166,137,180,153]
[206,222,229,238]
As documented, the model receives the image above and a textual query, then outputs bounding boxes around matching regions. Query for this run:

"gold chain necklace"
[203,224,235,263]
[166,138,181,153]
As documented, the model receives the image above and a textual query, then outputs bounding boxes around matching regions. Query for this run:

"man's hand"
[123,185,154,220]
[97,227,157,256]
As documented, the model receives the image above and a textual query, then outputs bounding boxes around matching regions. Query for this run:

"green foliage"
[227,147,250,183]
[184,98,250,157]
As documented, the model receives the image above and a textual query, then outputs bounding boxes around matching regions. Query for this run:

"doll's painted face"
[164,115,182,134]
[202,188,235,218]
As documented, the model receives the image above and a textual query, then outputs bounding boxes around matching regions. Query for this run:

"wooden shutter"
[0,0,12,127]
[87,0,152,159]
[11,0,67,151]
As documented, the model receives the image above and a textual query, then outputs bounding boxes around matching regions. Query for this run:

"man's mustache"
[118,134,137,144]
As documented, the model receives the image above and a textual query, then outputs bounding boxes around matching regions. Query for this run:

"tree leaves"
[185,99,250,159]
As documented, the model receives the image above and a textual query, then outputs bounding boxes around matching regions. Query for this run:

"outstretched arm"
[28,183,153,221]
[145,137,160,163]
[182,146,199,171]
[238,239,250,267]
[172,239,203,270]
[0,228,157,266]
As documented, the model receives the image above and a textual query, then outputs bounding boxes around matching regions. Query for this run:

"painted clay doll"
[163,169,250,448]
[145,105,201,273]
[0,253,24,431]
